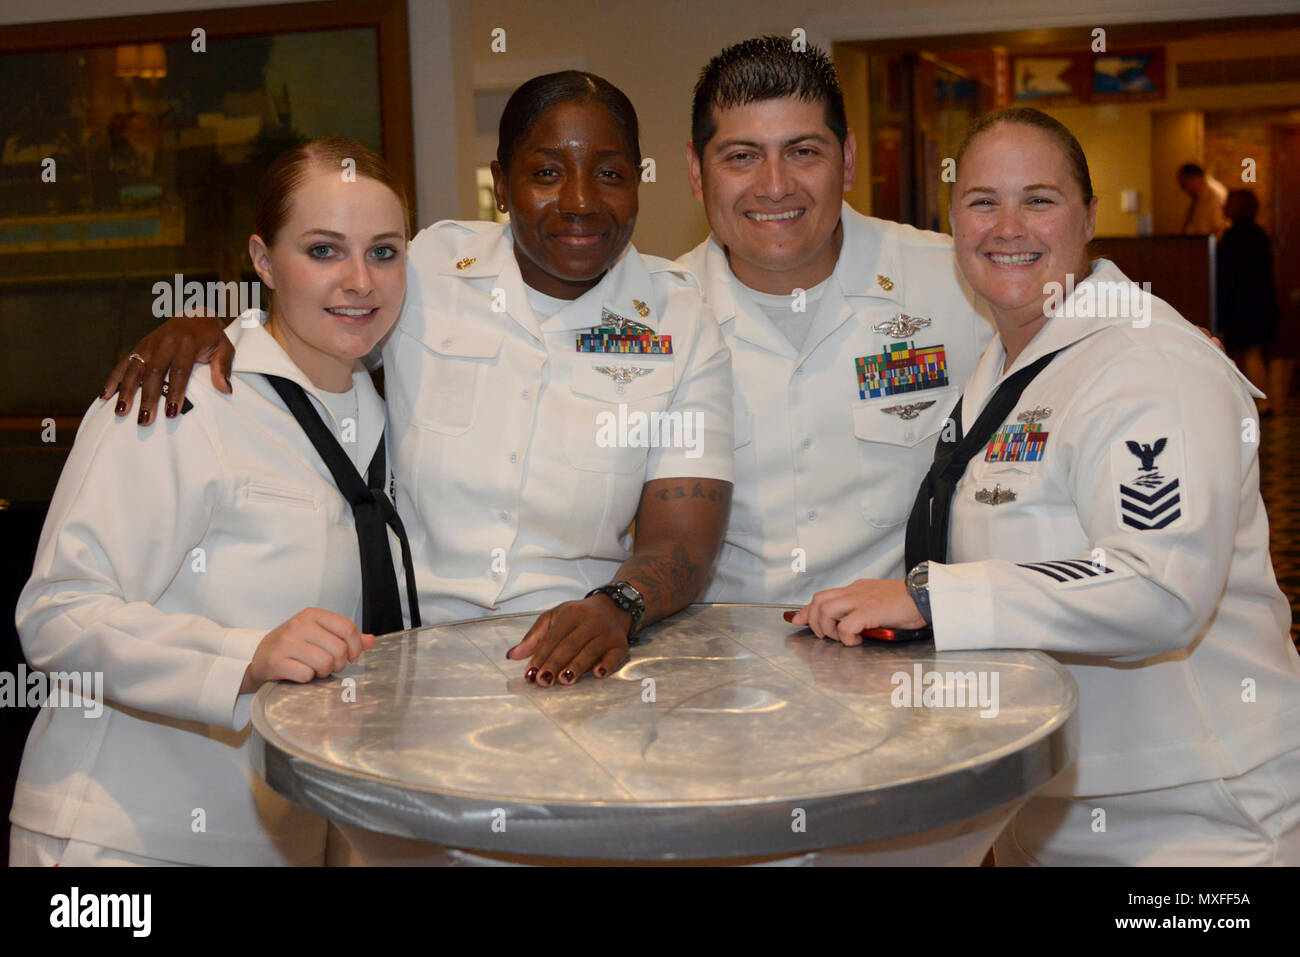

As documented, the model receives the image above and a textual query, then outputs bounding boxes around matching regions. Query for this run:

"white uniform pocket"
[392,315,504,436]
[850,387,956,528]
[233,479,329,610]
[564,356,676,473]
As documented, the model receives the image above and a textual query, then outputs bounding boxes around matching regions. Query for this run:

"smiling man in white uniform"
[677,38,1002,864]
[680,38,992,607]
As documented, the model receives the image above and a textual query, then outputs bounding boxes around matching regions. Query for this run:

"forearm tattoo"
[617,480,730,624]
[618,543,701,624]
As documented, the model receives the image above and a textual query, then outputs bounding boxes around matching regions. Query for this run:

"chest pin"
[632,299,650,318]
[1017,406,1053,423]
[873,314,932,338]
[975,484,1017,505]
[876,274,894,292]
[594,366,652,394]
[455,257,476,270]
[880,399,936,420]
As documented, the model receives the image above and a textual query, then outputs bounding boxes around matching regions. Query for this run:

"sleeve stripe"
[1019,563,1072,582]
[1018,559,1116,582]
[1053,559,1115,576]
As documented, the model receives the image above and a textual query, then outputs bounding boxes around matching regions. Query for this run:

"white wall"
[4,0,1299,253]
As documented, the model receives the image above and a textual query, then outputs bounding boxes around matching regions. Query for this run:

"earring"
[497,203,506,212]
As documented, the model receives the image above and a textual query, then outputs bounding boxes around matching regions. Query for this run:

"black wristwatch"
[586,581,645,641]
[905,561,933,626]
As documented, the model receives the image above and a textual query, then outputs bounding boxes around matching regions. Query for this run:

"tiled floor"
[1257,406,1300,646]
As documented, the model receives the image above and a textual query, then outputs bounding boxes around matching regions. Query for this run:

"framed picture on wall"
[1012,53,1090,105]
[1091,48,1166,103]
[0,0,414,439]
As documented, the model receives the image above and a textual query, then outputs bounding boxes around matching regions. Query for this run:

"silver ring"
[128,353,146,365]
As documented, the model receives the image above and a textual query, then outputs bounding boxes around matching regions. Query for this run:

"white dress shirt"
[679,202,994,603]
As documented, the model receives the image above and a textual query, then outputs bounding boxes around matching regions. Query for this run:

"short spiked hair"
[692,36,847,157]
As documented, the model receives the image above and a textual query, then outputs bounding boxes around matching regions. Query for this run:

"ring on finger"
[128,353,146,365]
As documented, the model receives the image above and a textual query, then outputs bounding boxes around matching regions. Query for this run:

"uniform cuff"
[644,438,735,483]
[198,654,256,730]
[221,627,267,662]
[930,561,997,651]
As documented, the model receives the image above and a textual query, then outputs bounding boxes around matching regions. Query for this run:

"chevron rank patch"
[1111,430,1187,531]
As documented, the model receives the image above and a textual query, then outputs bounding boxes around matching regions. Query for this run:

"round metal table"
[250,604,1078,860]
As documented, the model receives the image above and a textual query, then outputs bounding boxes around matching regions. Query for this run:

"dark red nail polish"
[115,400,127,415]
[561,669,575,683]
[166,402,178,418]
[539,670,553,685]
[525,667,538,682]
[138,409,150,425]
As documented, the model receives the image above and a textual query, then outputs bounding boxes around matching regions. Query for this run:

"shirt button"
[509,452,518,464]
[441,337,453,349]
[520,390,530,400]
[807,510,817,522]
[905,429,916,442]
[500,511,510,522]
[801,438,811,450]
[491,570,503,580]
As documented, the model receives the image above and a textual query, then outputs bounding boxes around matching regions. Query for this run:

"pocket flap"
[423,312,504,358]
[851,387,956,449]
[571,356,675,403]
[734,406,754,448]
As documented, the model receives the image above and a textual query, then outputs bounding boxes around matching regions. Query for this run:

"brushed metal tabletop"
[250,603,1077,860]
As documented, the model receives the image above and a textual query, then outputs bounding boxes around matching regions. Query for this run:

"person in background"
[11,137,414,866]
[794,108,1300,866]
[1218,188,1285,415]
[1179,162,1229,238]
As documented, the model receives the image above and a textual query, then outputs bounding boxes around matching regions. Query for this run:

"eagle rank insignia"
[1112,432,1187,531]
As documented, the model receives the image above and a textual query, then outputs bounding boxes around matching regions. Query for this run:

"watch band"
[586,581,645,641]
[906,561,933,627]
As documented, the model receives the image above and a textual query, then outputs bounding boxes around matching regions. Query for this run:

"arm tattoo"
[618,543,701,623]
[653,482,723,503]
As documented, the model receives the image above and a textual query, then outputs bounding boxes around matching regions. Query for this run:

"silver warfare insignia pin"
[1017,406,1053,423]
[594,366,652,385]
[872,314,933,338]
[880,400,937,420]
[975,484,1017,505]
[599,308,651,335]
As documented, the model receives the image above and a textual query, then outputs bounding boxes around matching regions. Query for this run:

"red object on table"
[782,609,916,642]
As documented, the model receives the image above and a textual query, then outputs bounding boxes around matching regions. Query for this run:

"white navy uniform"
[929,259,1300,864]
[334,220,733,866]
[679,203,993,604]
[383,220,733,623]
[10,314,409,866]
